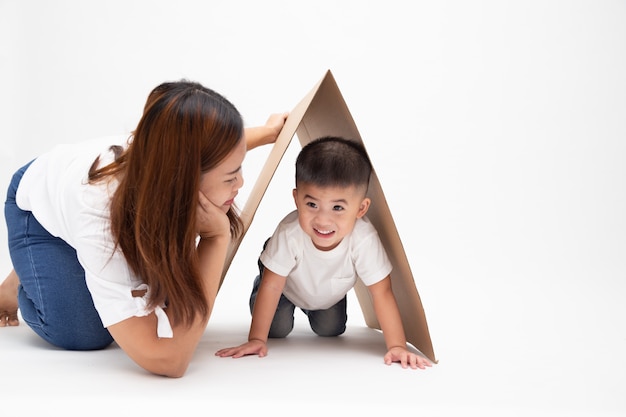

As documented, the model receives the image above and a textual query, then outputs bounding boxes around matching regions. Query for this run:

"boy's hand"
[384,346,432,370]
[215,339,268,358]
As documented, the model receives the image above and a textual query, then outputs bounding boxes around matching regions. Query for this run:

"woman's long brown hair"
[88,80,244,327]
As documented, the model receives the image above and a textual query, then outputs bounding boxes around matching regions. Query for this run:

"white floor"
[1,235,625,416]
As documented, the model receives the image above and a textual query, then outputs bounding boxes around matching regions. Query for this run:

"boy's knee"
[311,322,346,337]
[268,322,293,339]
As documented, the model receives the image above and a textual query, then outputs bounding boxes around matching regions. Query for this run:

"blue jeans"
[249,239,347,338]
[4,161,113,350]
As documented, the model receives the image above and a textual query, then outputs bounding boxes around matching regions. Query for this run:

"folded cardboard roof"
[222,70,437,364]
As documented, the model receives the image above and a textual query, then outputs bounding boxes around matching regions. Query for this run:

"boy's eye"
[306,202,317,208]
[333,205,344,211]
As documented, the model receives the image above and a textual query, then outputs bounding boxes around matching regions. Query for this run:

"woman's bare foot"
[0,269,19,326]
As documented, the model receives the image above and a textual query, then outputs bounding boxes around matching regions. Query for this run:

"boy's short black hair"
[295,136,372,191]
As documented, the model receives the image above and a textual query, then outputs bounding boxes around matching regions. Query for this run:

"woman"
[0,80,287,377]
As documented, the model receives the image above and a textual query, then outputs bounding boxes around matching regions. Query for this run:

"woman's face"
[199,139,246,213]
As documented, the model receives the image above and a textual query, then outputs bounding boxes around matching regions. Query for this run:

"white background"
[1,1,625,415]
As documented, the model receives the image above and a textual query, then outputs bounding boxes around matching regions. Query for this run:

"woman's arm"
[107,234,230,378]
[107,190,232,377]
[244,113,288,151]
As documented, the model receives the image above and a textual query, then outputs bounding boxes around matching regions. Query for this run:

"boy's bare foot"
[0,269,20,327]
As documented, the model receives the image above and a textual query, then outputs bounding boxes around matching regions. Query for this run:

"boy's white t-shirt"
[15,135,173,338]
[259,210,393,310]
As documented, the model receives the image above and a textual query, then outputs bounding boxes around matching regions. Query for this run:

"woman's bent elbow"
[140,356,191,378]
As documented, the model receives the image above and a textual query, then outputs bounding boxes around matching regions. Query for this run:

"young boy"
[216,136,431,370]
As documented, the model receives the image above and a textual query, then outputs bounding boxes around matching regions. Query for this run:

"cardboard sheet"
[222,70,437,363]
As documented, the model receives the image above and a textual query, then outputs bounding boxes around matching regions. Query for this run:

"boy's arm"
[368,276,432,370]
[247,269,286,345]
[214,268,286,358]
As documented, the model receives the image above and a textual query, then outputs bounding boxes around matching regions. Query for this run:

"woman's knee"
[57,331,114,351]
[19,286,113,350]
[24,318,113,351]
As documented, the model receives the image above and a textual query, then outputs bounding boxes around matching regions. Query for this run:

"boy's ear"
[292,188,298,206]
[356,197,371,218]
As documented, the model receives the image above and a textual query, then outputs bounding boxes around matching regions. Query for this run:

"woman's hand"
[264,112,289,143]
[244,112,289,151]
[196,191,230,240]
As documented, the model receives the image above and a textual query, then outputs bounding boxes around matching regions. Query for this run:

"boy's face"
[293,182,370,251]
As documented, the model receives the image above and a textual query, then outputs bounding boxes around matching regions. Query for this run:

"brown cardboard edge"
[221,73,326,281]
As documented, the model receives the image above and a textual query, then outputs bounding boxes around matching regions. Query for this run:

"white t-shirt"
[259,210,393,310]
[15,135,173,338]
